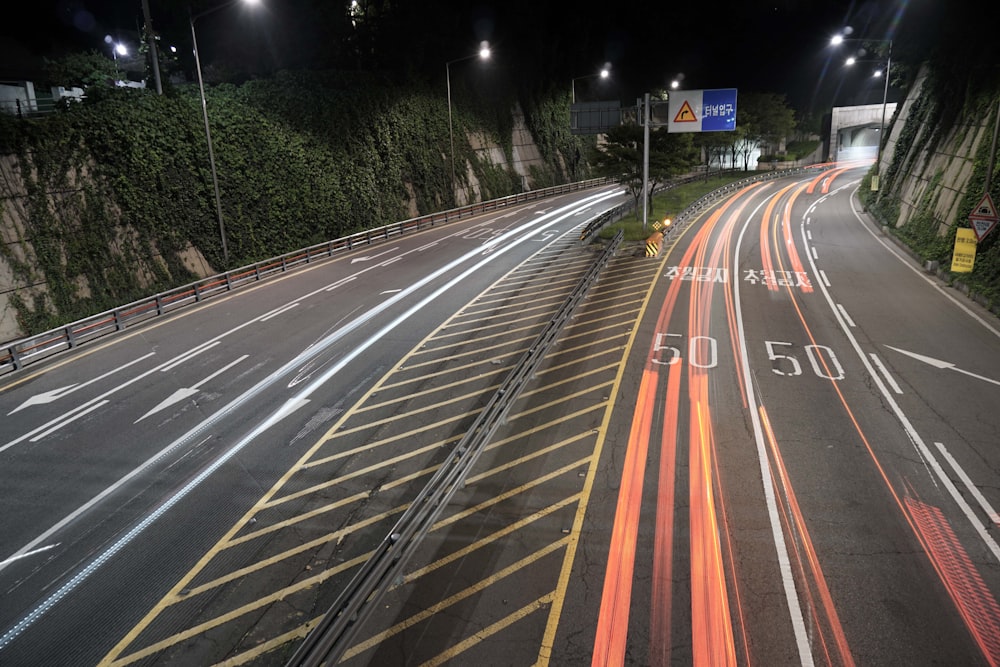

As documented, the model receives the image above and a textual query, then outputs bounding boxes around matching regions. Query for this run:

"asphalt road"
[2,166,1000,667]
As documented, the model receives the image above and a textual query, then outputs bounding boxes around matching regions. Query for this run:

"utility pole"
[642,92,650,230]
[140,0,162,95]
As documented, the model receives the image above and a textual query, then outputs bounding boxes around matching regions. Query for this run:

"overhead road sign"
[571,101,622,135]
[667,88,738,133]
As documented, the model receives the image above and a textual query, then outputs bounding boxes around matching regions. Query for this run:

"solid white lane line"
[868,353,903,394]
[28,401,109,442]
[159,341,220,372]
[806,184,1000,565]
[734,195,815,667]
[8,352,155,415]
[259,303,300,322]
[836,303,856,328]
[849,194,1000,340]
[935,441,1000,525]
[0,189,624,644]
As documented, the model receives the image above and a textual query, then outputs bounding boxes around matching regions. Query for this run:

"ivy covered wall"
[0,71,589,340]
[860,64,1000,311]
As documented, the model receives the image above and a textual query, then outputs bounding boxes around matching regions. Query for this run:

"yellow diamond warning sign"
[673,100,697,123]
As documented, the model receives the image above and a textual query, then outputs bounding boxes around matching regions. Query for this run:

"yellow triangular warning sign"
[674,100,697,123]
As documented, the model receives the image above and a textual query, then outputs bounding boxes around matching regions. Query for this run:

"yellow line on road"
[355,378,503,413]
[420,593,558,667]
[401,338,533,369]
[430,318,542,343]
[536,216,694,665]
[341,538,571,661]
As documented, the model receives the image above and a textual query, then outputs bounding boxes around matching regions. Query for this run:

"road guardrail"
[0,178,613,376]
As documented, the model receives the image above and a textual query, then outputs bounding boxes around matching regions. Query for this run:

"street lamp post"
[189,0,259,267]
[832,34,892,191]
[190,13,228,266]
[571,65,610,104]
[446,42,490,204]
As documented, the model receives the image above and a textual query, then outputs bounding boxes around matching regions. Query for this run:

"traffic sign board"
[951,227,977,272]
[970,192,999,222]
[667,88,737,133]
[970,217,997,241]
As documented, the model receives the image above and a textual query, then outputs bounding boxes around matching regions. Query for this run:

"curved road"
[2,166,1000,666]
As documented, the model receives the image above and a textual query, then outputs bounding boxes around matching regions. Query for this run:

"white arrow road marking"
[350,246,398,264]
[8,352,155,415]
[136,355,249,423]
[886,345,1000,387]
[0,188,625,647]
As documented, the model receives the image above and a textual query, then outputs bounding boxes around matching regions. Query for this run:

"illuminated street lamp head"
[600,66,610,79]
[479,42,491,60]
[115,43,128,56]
[845,56,856,66]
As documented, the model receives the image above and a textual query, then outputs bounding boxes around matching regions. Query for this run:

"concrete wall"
[877,65,987,236]
[829,102,898,161]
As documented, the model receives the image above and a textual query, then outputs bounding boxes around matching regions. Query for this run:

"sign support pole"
[642,92,650,231]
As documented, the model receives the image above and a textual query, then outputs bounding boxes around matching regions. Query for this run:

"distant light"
[670,80,680,89]
[845,56,856,66]
[115,43,128,56]
[479,41,491,60]
[873,68,884,78]
[600,68,610,79]
[830,34,844,46]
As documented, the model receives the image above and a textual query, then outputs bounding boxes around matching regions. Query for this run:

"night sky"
[0,0,971,117]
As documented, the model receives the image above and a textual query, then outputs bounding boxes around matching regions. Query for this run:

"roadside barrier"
[0,178,614,376]
[645,231,664,257]
[284,230,624,667]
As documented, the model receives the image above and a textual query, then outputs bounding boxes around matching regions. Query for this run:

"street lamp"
[831,33,892,191]
[106,37,128,82]
[446,42,490,203]
[190,0,260,267]
[571,64,610,104]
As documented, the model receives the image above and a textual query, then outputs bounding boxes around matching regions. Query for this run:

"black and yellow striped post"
[645,231,663,257]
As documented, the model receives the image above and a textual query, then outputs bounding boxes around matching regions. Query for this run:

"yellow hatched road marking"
[537,212,699,664]
[99,222,593,665]
[420,593,558,667]
[461,290,573,315]
[342,538,571,661]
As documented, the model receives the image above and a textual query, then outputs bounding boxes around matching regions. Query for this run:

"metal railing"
[285,229,624,667]
[0,178,613,377]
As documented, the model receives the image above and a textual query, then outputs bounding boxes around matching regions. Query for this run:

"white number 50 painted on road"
[765,340,844,380]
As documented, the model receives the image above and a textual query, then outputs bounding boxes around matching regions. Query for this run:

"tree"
[591,123,699,211]
[42,51,117,91]
[735,92,796,170]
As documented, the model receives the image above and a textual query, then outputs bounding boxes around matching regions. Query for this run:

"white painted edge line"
[935,441,1000,526]
[0,188,626,647]
[836,304,856,328]
[868,353,903,394]
[849,189,1000,340]
[734,194,815,667]
[807,184,1000,566]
